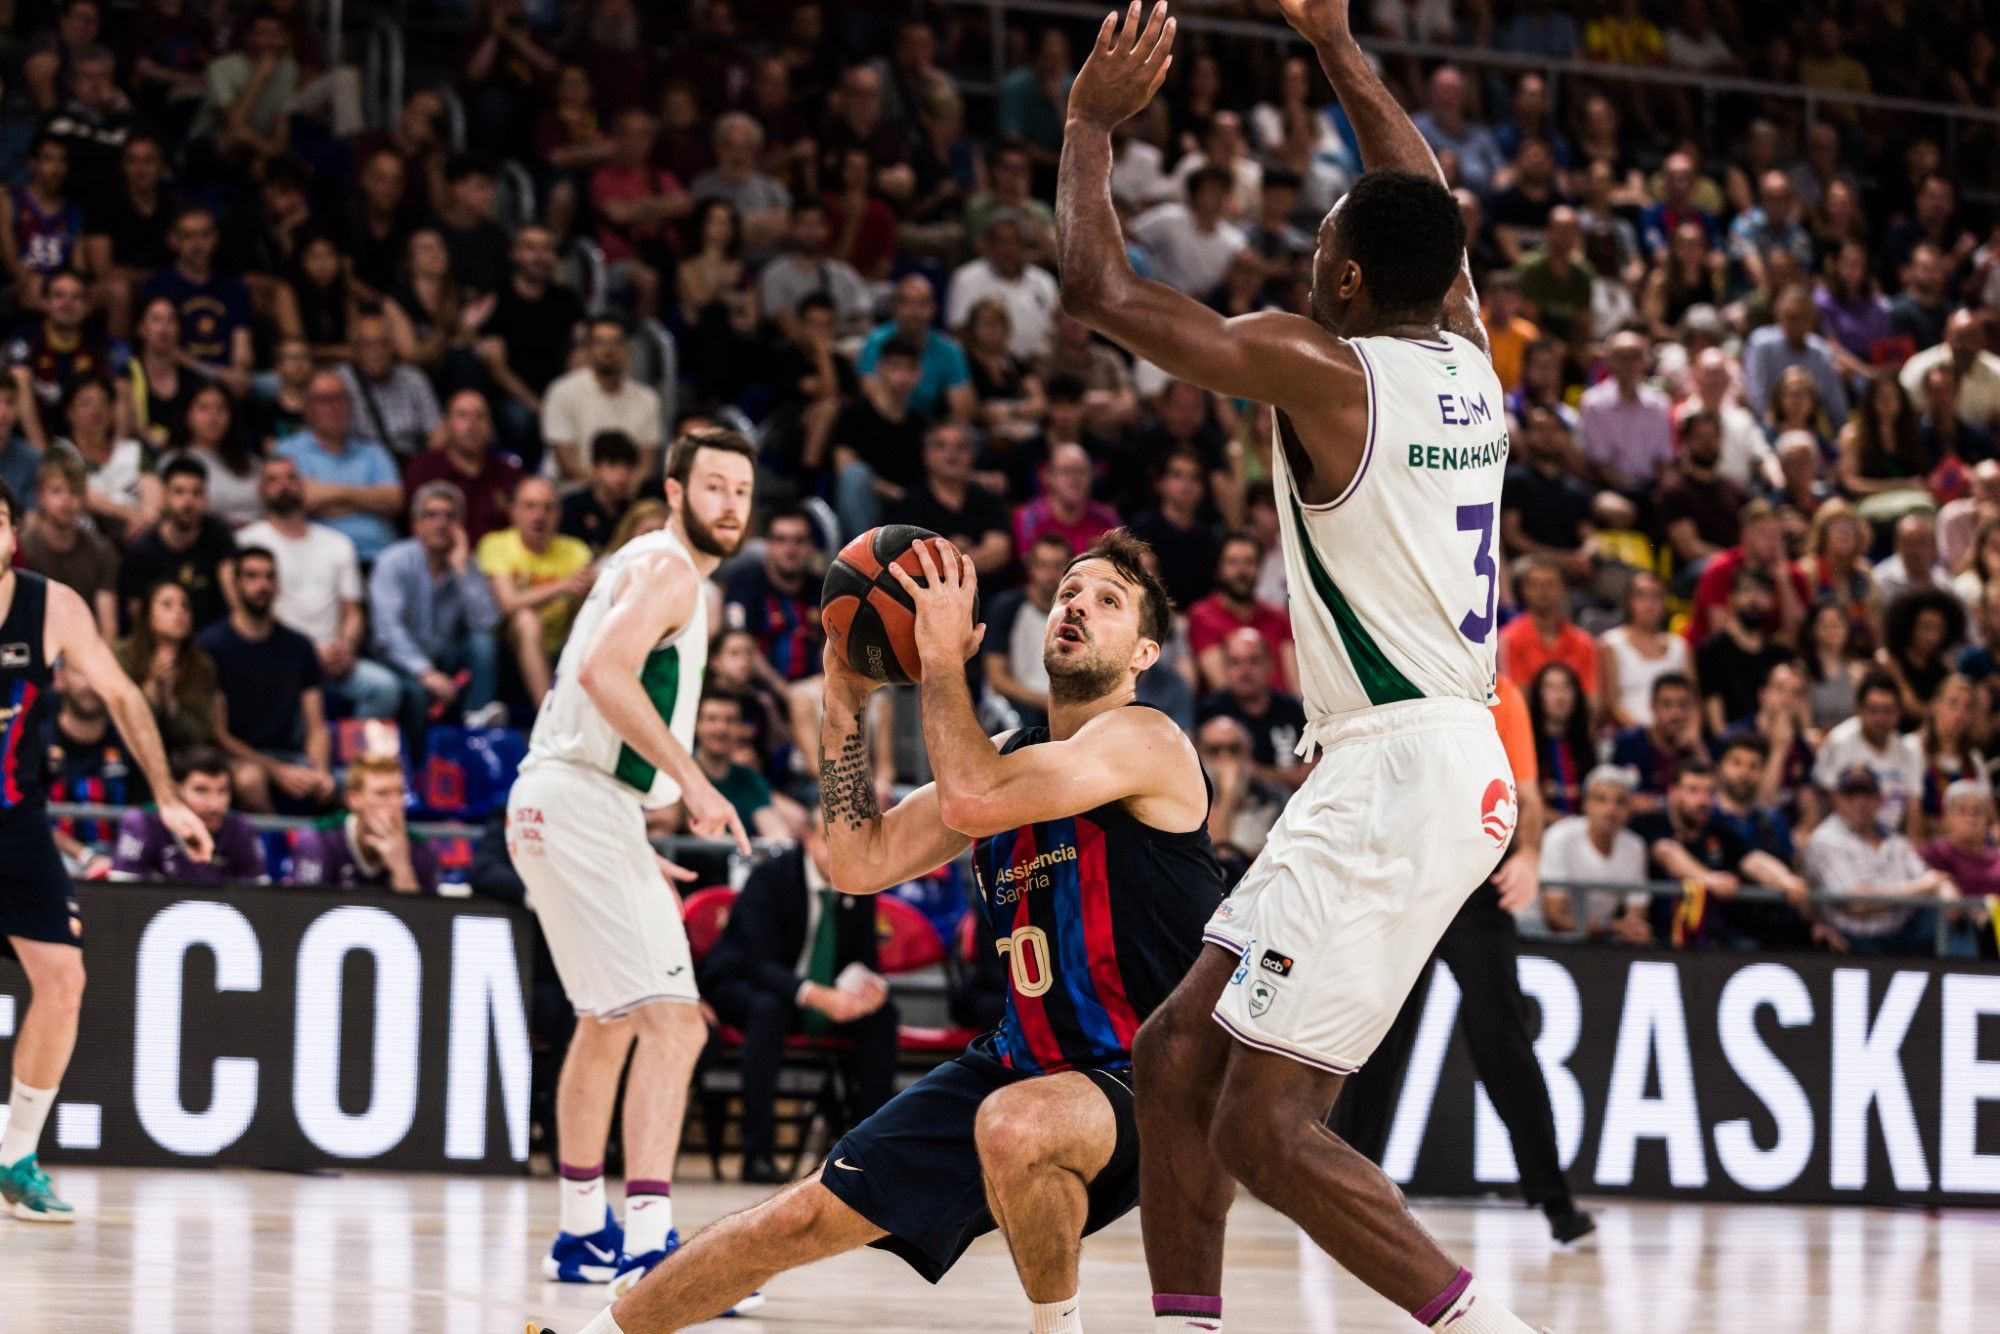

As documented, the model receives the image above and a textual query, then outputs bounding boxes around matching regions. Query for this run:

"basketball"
[820,525,979,685]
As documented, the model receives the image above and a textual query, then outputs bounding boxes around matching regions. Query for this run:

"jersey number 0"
[995,925,1054,998]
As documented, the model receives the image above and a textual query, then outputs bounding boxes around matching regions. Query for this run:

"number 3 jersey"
[1274,331,1508,720]
[967,710,1225,1075]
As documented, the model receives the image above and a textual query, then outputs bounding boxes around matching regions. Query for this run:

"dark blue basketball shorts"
[0,806,80,958]
[817,1049,1140,1283]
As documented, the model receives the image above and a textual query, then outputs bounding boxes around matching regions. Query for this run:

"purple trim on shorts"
[558,1161,603,1182]
[1153,1294,1224,1317]
[1316,340,1378,513]
[1396,336,1456,352]
[625,1179,672,1197]
[1413,1268,1473,1326]
[1211,1009,1358,1076]
[597,991,701,1019]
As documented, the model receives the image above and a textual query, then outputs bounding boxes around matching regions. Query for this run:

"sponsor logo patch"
[0,642,29,667]
[1248,979,1277,1019]
[1259,949,1294,978]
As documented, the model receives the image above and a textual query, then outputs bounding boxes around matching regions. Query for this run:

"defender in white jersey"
[506,429,757,1298]
[1057,5,1545,1333]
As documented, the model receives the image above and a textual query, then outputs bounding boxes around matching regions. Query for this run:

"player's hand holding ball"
[890,538,986,676]
[1068,1,1176,130]
[821,525,982,688]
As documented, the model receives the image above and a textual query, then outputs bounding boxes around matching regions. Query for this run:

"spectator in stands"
[689,112,790,261]
[0,136,81,314]
[110,748,267,883]
[1657,409,1748,572]
[965,141,1057,261]
[1879,588,1967,724]
[140,204,253,395]
[1198,713,1285,879]
[1516,207,1595,342]
[291,753,438,893]
[888,421,1013,578]
[1902,309,2000,435]
[56,374,158,543]
[957,298,1047,458]
[187,7,300,175]
[372,481,506,738]
[478,223,585,468]
[20,453,117,637]
[1729,170,1816,291]
[1921,779,2000,919]
[235,454,400,720]
[555,430,638,551]
[1914,673,1988,837]
[1920,364,1996,470]
[163,383,262,528]
[198,546,335,813]
[761,294,857,476]
[1686,499,1810,645]
[1499,555,1600,698]
[1130,166,1246,302]
[0,382,34,507]
[1805,765,1953,956]
[1635,758,1803,948]
[338,313,440,460]
[1610,673,1707,811]
[402,388,524,545]
[433,152,510,295]
[1875,513,1952,604]
[1187,534,1296,695]
[1712,731,1813,946]
[541,314,664,483]
[7,268,107,450]
[690,692,792,839]
[1500,405,1597,573]
[1743,285,1851,428]
[1599,573,1691,729]
[1717,662,1818,816]
[46,656,142,823]
[1489,140,1566,265]
[1814,670,1923,831]
[832,337,929,538]
[1696,567,1795,732]
[1013,441,1120,560]
[275,369,402,563]
[1888,242,1953,351]
[1128,446,1220,611]
[1197,628,1310,794]
[944,211,1058,362]
[697,807,896,1185]
[1529,661,1594,816]
[856,274,972,423]
[982,532,1066,731]
[1037,312,1138,434]
[1537,763,1651,942]
[1412,65,1503,194]
[1580,330,1676,497]
[83,134,178,337]
[724,505,822,685]
[1838,372,1932,511]
[1814,240,1893,374]
[116,578,218,753]
[117,456,237,631]
[756,203,872,341]
[478,474,591,706]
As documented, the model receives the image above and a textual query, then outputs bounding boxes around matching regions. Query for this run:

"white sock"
[0,1080,57,1167]
[624,1188,673,1256]
[1031,1294,1083,1333]
[559,1167,607,1236]
[1423,1277,1536,1333]
[1153,1318,1220,1332]
[1152,1294,1222,1331]
[577,1310,627,1334]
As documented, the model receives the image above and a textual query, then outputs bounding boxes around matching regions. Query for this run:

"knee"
[760,1179,841,1245]
[973,1089,1055,1180]
[1133,1001,1201,1100]
[33,954,86,1017]
[507,608,542,647]
[233,761,271,811]
[633,1000,708,1051]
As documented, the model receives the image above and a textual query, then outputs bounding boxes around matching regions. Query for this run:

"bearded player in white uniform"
[507,428,757,1302]
[1059,5,1547,1333]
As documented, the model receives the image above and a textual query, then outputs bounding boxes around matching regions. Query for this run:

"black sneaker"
[741,1155,789,1185]
[1544,1200,1596,1247]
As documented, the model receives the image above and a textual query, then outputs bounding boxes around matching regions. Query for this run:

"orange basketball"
[820,525,978,684]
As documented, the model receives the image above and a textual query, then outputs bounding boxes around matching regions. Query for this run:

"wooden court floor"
[0,1168,1992,1332]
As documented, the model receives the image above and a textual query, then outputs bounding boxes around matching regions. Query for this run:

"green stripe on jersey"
[613,648,683,793]
[1289,494,1424,707]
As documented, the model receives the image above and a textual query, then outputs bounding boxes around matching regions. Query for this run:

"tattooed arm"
[818,648,973,896]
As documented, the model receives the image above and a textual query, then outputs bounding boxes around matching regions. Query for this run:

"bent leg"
[1134,945,1240,1302]
[974,1071,1119,1304]
[610,1179,886,1332]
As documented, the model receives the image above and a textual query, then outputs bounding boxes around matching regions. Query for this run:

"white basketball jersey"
[523,527,707,806]
[1273,331,1508,720]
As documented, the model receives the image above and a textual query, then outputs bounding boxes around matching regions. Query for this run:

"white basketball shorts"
[506,759,699,1016]
[1203,696,1515,1075]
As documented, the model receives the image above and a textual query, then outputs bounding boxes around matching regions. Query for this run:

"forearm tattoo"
[820,722,879,833]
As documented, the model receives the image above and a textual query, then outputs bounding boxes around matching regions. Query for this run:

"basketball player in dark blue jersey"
[541,530,1221,1334]
[0,480,213,1222]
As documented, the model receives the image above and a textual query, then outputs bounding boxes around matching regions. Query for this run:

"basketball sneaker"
[541,1205,624,1283]
[0,1155,75,1222]
[1544,1199,1596,1248]
[609,1231,765,1315]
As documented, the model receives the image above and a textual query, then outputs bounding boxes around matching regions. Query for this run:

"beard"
[242,592,276,619]
[1045,633,1128,705]
[266,490,305,518]
[680,497,744,558]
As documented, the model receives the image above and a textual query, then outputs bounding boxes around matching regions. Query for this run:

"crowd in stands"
[5,0,2000,960]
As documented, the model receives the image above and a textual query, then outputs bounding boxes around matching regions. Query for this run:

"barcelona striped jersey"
[968,708,1224,1075]
[0,571,53,813]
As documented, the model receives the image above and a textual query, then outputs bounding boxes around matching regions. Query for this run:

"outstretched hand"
[1274,0,1354,46]
[888,539,986,671]
[1068,1,1176,131]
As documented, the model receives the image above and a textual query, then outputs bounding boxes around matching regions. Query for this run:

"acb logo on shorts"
[1259,949,1294,977]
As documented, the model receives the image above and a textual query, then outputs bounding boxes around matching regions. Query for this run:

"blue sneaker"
[611,1231,766,1314]
[0,1155,74,1223]
[540,1205,624,1283]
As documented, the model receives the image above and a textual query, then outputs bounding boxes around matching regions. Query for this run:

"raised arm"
[1055,4,1360,415]
[1277,0,1488,355]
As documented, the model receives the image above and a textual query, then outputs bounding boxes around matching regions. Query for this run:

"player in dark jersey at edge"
[0,478,214,1221]
[542,530,1223,1334]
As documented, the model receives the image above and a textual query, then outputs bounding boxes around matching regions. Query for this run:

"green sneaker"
[0,1155,76,1223]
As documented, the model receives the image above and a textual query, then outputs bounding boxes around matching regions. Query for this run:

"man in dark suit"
[699,814,899,1184]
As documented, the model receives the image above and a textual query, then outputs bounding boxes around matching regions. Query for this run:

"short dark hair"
[1651,671,1694,702]
[664,426,756,486]
[444,151,497,183]
[1187,165,1233,201]
[1044,372,1087,404]
[763,503,815,536]
[1857,669,1901,707]
[236,544,277,571]
[1030,532,1074,561]
[159,455,209,488]
[589,430,639,468]
[587,312,631,340]
[1730,565,1774,595]
[1261,167,1302,195]
[697,688,742,714]
[1064,528,1174,645]
[1218,531,1262,564]
[1332,168,1468,322]
[174,746,232,782]
[1681,408,1722,439]
[1671,757,1715,786]
[880,336,923,365]
[796,292,836,318]
[1717,733,1769,765]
